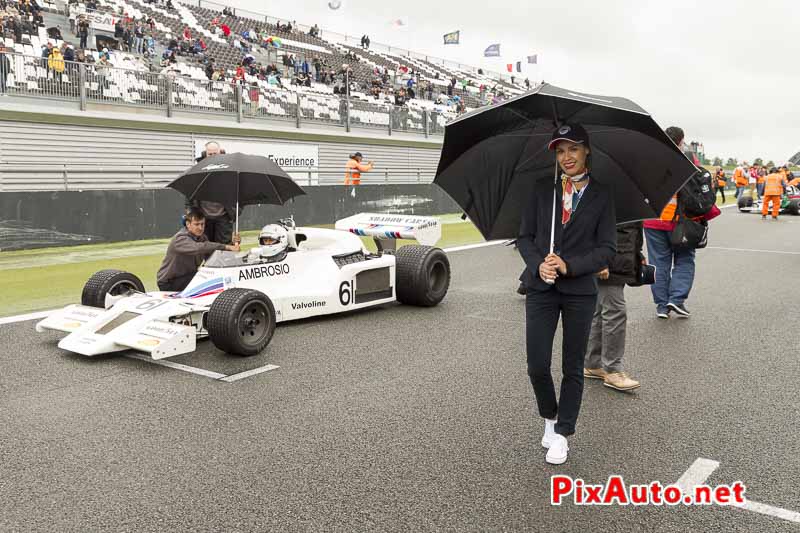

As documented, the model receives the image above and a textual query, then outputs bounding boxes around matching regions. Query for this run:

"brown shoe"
[603,372,641,391]
[584,367,608,380]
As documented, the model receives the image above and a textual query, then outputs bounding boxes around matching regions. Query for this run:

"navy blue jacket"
[518,177,616,295]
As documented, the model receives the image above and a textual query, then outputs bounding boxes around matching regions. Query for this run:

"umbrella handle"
[544,164,558,285]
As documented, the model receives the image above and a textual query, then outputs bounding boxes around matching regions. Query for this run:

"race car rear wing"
[335,213,442,253]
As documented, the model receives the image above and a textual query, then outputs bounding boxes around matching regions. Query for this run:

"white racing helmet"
[256,223,289,257]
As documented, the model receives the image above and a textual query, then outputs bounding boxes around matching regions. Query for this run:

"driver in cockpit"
[247,224,289,263]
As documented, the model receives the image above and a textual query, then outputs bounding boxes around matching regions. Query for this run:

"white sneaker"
[541,418,557,449]
[545,434,569,465]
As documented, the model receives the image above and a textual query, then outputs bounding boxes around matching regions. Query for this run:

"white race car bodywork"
[36,214,444,359]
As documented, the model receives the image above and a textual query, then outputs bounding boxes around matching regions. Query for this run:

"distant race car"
[36,213,451,358]
[737,185,800,215]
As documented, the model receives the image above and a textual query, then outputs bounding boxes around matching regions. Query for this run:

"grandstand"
[0,0,532,134]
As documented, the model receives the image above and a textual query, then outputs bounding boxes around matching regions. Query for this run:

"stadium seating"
[1,0,523,130]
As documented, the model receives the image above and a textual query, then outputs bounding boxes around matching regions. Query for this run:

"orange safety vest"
[716,171,726,187]
[733,167,748,187]
[763,173,786,196]
[344,159,371,185]
[658,195,678,222]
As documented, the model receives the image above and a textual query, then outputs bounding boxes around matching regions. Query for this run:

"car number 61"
[339,280,355,306]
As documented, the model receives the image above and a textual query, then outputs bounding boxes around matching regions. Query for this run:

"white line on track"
[677,458,800,524]
[706,246,800,256]
[733,500,800,523]
[443,240,506,253]
[219,364,280,383]
[675,458,720,493]
[125,353,227,380]
[0,310,52,325]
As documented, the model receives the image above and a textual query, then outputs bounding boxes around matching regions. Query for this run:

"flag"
[483,43,500,57]
[506,64,512,72]
[443,30,460,45]
[516,61,521,72]
[527,54,538,64]
[389,16,409,28]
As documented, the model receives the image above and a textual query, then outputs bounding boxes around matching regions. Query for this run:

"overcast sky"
[232,0,799,163]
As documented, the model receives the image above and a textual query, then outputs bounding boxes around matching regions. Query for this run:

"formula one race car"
[737,186,800,215]
[36,214,451,358]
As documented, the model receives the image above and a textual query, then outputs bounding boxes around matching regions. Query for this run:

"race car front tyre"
[787,199,800,216]
[207,288,276,356]
[81,269,146,308]
[395,245,451,307]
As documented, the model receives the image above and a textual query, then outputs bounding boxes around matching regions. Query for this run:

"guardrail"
[0,164,439,191]
[0,52,461,137]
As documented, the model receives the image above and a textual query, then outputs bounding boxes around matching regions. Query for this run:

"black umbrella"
[168,152,306,233]
[434,83,699,241]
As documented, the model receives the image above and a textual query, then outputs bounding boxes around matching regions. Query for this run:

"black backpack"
[678,169,716,218]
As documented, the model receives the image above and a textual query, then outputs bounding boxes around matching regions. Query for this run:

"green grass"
[0,219,483,317]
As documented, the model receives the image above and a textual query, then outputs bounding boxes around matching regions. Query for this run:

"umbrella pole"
[545,163,558,285]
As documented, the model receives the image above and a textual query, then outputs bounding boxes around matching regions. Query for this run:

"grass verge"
[0,218,484,317]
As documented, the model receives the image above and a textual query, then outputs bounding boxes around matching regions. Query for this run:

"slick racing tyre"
[395,245,451,307]
[81,269,146,308]
[786,199,800,216]
[207,288,276,356]
[737,195,752,212]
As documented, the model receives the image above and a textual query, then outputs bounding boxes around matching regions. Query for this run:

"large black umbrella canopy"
[434,83,699,240]
[168,152,306,208]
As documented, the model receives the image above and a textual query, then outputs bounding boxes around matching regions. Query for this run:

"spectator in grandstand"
[114,18,123,39]
[204,58,214,79]
[134,21,144,54]
[182,26,191,40]
[165,0,173,10]
[234,63,245,83]
[220,22,230,37]
[77,15,89,49]
[310,23,319,37]
[0,43,10,94]
[62,42,74,62]
[40,41,51,70]
[222,6,232,16]
[157,208,240,292]
[121,24,131,52]
[345,152,374,185]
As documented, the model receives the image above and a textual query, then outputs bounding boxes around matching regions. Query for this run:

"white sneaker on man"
[545,434,569,465]
[541,418,557,449]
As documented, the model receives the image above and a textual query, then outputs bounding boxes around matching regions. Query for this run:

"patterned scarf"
[561,172,588,224]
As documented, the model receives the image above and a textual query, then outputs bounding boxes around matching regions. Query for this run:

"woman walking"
[517,123,616,464]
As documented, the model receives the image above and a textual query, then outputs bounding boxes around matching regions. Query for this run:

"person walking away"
[584,222,643,391]
[157,208,240,292]
[761,168,787,220]
[733,162,748,199]
[518,123,616,464]
[344,152,373,185]
[643,126,717,319]
[715,167,727,204]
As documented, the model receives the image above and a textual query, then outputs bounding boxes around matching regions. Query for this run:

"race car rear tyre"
[395,245,450,307]
[207,288,276,356]
[81,269,146,308]
[787,199,800,216]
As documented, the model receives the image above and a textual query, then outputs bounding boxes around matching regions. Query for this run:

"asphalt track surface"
[1,209,799,532]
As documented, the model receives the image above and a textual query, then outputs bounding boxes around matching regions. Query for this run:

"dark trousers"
[157,271,195,292]
[717,186,725,203]
[79,34,88,49]
[525,289,597,436]
[203,217,233,245]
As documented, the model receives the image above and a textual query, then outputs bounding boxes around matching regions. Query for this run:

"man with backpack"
[643,126,718,319]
